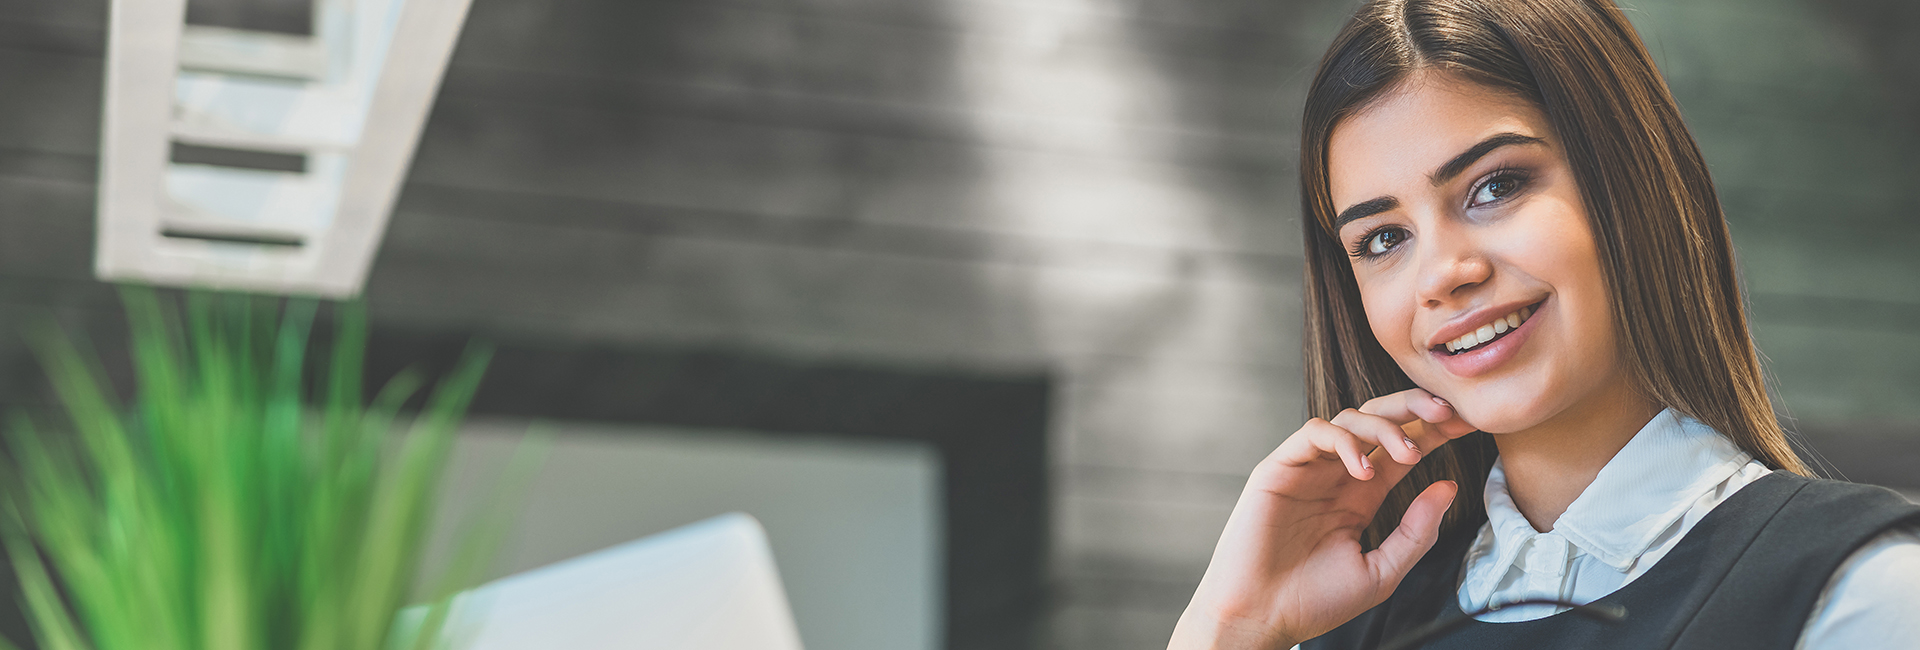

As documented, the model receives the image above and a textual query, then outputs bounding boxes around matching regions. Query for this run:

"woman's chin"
[1445,398,1549,435]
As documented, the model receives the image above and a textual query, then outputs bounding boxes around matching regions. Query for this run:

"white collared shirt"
[1457,409,1920,648]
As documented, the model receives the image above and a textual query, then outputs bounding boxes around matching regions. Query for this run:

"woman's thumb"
[1365,480,1458,594]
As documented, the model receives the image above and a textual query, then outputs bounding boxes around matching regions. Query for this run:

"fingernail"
[1360,456,1372,472]
[1432,396,1450,407]
[1404,436,1420,453]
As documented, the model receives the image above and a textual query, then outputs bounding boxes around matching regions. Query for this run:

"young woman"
[1166,0,1920,648]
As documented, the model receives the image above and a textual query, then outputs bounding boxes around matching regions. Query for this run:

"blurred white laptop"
[433,513,806,650]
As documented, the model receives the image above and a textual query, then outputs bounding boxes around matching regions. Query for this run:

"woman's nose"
[1415,230,1493,307]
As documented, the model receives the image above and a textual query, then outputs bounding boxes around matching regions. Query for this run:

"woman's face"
[1326,71,1626,434]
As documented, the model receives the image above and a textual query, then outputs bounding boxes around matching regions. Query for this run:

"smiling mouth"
[1438,304,1538,355]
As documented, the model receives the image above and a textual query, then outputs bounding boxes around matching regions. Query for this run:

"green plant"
[1,289,533,650]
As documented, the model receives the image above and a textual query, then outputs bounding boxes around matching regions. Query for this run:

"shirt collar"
[1479,409,1754,571]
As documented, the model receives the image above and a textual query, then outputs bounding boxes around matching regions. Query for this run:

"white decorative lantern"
[97,0,474,297]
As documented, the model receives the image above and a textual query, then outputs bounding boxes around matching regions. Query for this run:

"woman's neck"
[1493,380,1661,533]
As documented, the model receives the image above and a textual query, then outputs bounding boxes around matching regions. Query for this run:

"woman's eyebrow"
[1331,132,1545,231]
[1427,132,1546,186]
[1333,196,1399,230]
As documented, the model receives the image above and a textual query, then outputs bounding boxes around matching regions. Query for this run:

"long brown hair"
[1298,0,1809,546]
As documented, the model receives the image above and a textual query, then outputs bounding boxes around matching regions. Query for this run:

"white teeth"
[1444,306,1535,354]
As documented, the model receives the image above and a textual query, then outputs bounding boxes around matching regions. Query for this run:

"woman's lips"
[1430,299,1545,378]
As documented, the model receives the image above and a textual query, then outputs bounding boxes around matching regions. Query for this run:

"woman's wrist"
[1169,609,1298,650]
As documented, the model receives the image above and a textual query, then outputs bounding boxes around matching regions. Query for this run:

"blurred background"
[0,0,1915,648]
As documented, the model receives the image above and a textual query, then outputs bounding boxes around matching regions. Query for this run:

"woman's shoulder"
[1797,524,1920,649]
[1753,474,1920,648]
[1640,473,1917,649]
[1745,473,1919,562]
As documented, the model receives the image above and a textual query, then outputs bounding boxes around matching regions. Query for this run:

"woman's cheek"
[1362,283,1422,368]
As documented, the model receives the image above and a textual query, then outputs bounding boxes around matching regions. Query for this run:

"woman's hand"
[1167,388,1478,649]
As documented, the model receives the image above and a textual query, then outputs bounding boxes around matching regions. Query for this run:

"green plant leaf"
[2,289,534,650]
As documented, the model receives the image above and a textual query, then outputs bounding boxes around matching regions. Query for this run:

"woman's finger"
[1329,408,1423,466]
[1359,388,1445,423]
[1293,417,1375,480]
[1360,388,1478,439]
[1328,409,1447,489]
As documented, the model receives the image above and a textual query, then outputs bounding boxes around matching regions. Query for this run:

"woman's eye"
[1470,172,1527,207]
[1364,228,1406,256]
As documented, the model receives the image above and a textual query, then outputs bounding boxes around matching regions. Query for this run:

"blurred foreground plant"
[1,290,539,650]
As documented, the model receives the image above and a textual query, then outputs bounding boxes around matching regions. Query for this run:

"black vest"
[1303,472,1920,650]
